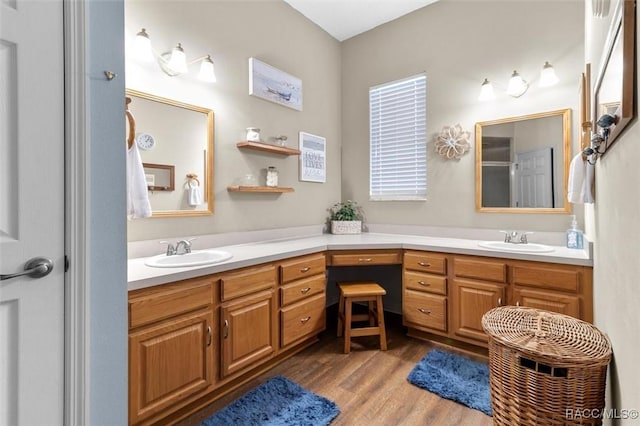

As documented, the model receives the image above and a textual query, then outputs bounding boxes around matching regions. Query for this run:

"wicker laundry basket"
[482,307,612,426]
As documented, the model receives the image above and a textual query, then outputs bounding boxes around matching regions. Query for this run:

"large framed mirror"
[593,0,636,152]
[475,109,571,213]
[126,89,214,217]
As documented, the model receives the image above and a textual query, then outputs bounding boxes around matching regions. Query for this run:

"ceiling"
[283,0,440,41]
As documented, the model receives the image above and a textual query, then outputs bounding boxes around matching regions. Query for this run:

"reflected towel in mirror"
[126,143,152,219]
[188,181,202,206]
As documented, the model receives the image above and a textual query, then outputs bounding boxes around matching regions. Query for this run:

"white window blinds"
[369,74,427,201]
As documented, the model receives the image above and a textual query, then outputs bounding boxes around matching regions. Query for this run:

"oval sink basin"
[478,241,555,253]
[144,250,233,268]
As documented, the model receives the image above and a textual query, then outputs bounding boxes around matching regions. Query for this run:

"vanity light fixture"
[506,70,529,97]
[478,78,496,101]
[133,28,217,83]
[539,61,559,87]
[478,61,558,101]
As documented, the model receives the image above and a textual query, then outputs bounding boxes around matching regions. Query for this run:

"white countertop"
[128,233,592,291]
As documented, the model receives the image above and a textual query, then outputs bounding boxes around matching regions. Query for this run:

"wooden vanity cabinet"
[128,277,215,425]
[279,253,327,349]
[511,260,591,321]
[219,264,278,378]
[326,249,402,266]
[450,256,508,344]
[402,251,448,334]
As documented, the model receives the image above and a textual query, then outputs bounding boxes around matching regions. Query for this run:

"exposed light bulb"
[478,78,496,101]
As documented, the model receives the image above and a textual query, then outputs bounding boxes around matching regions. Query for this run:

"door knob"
[1,257,54,281]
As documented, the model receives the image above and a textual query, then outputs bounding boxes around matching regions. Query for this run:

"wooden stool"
[337,282,387,354]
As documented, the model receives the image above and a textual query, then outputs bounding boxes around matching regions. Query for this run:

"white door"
[0,0,65,424]
[515,147,554,208]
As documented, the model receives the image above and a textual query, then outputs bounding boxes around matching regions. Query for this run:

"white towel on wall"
[126,143,152,219]
[188,182,203,206]
[567,152,594,204]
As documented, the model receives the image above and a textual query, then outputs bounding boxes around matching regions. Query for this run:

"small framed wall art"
[299,132,326,183]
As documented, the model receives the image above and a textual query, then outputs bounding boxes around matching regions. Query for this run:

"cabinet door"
[513,288,580,318]
[451,279,505,343]
[129,310,214,424]
[221,290,276,377]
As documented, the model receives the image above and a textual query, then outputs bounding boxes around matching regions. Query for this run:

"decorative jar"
[266,166,278,187]
[246,127,261,142]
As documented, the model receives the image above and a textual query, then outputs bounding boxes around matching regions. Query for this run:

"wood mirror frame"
[475,109,572,214]
[593,0,636,151]
[126,89,215,217]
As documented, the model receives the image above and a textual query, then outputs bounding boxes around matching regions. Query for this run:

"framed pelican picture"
[249,57,303,111]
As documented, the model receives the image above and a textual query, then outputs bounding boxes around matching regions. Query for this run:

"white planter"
[331,220,362,234]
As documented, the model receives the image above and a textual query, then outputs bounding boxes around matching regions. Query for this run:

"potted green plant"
[329,200,363,234]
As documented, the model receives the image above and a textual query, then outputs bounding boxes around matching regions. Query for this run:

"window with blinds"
[369,74,427,201]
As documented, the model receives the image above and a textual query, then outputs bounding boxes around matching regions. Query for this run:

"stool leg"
[344,299,352,354]
[368,301,375,326]
[376,295,387,351]
[337,292,344,337]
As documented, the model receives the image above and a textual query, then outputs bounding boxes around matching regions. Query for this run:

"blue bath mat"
[407,349,492,416]
[200,375,340,425]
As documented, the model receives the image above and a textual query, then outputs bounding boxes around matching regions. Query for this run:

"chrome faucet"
[160,238,195,256]
[175,239,193,255]
[499,231,532,244]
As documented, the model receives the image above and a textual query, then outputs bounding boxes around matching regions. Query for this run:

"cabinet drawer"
[514,288,580,318]
[403,290,447,332]
[280,254,326,284]
[454,257,507,283]
[329,250,401,266]
[280,275,326,307]
[220,264,276,301]
[403,270,447,295]
[512,264,580,293]
[403,252,447,275]
[129,279,213,329]
[281,293,326,347]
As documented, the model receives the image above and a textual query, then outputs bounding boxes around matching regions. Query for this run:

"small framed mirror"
[593,0,636,151]
[475,109,572,213]
[126,89,215,217]
[143,163,175,191]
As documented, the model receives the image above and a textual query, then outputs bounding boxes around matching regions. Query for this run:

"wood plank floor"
[178,312,493,426]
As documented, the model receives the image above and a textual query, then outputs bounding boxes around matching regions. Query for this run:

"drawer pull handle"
[223,320,229,339]
[516,301,520,307]
[300,316,311,323]
[300,287,311,293]
[358,258,373,262]
[418,308,432,315]
[418,262,431,267]
[300,267,311,273]
[206,326,212,347]
[418,281,431,286]
[498,297,502,306]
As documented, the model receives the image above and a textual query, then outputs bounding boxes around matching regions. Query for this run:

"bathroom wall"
[585,0,640,421]
[126,0,342,241]
[341,0,584,233]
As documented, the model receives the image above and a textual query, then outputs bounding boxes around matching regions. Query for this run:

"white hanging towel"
[567,152,594,204]
[126,143,152,219]
[188,181,203,206]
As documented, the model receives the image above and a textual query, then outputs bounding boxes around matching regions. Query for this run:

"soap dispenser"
[566,215,584,249]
